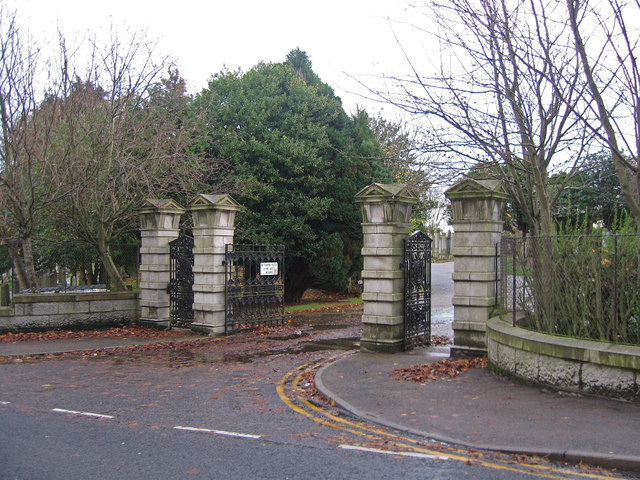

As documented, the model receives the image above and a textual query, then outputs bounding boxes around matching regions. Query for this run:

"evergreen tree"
[195,50,390,301]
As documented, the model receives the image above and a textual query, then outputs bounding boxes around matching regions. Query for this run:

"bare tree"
[566,0,640,228]
[369,113,431,194]
[47,31,224,290]
[375,0,591,235]
[0,8,71,291]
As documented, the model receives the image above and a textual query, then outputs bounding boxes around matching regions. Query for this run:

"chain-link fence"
[0,240,140,299]
[498,234,640,345]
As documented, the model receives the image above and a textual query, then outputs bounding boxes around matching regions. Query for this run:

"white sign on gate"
[260,262,278,276]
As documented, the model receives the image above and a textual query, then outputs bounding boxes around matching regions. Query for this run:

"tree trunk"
[97,229,127,291]
[285,267,312,303]
[567,0,640,227]
[21,236,39,293]
[532,167,555,237]
[8,243,29,292]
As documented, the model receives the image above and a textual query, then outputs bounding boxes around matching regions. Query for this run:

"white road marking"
[173,426,261,439]
[0,401,10,405]
[51,408,114,419]
[339,444,448,461]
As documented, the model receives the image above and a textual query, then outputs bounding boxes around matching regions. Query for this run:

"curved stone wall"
[487,315,640,400]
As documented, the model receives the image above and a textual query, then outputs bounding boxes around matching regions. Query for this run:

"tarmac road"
[2,262,634,479]
[2,338,615,480]
[431,261,454,338]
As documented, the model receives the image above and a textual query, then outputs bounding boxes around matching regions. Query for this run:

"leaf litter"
[390,357,488,383]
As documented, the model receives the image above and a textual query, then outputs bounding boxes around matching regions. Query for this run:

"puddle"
[219,337,361,362]
[310,324,351,331]
[221,351,273,363]
[300,337,360,352]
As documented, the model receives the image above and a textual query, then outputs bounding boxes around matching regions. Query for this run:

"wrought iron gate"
[225,244,285,334]
[167,235,194,328]
[403,231,432,350]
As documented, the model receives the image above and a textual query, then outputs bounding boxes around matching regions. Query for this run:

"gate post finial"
[139,199,186,329]
[355,183,417,353]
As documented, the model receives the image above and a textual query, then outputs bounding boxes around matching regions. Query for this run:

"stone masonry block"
[363,300,403,317]
[514,349,539,380]
[361,314,404,326]
[450,220,502,233]
[453,305,493,323]
[453,231,501,248]
[362,322,404,342]
[537,354,581,389]
[363,278,403,295]
[193,293,224,306]
[57,301,90,315]
[488,338,516,374]
[89,300,117,313]
[363,255,402,272]
[454,256,496,273]
[361,292,404,302]
[454,281,496,298]
[452,295,496,307]
[581,363,636,397]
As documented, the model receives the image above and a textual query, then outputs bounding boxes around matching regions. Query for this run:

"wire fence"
[0,240,140,299]
[498,234,640,346]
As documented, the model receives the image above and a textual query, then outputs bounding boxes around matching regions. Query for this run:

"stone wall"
[0,291,139,333]
[487,315,640,400]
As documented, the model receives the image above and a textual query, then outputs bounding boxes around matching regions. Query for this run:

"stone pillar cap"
[355,183,418,204]
[189,193,242,212]
[139,198,186,215]
[445,178,510,201]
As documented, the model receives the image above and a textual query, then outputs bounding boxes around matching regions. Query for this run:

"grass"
[285,297,362,313]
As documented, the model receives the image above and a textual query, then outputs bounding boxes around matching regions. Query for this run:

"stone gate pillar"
[189,194,241,336]
[355,184,417,353]
[139,199,185,328]
[445,178,509,355]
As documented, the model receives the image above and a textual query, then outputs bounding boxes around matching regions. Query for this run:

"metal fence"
[498,234,640,345]
[225,244,285,334]
[1,240,140,299]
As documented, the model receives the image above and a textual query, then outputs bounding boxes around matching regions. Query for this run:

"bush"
[502,232,640,345]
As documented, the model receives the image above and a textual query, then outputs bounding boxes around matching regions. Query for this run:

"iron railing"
[225,244,285,334]
[498,234,640,345]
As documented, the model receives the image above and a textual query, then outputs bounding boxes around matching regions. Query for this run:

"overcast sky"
[5,0,433,117]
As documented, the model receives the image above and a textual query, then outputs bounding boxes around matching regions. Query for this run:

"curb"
[315,354,640,473]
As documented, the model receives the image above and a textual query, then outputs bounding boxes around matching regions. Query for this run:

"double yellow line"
[277,354,624,480]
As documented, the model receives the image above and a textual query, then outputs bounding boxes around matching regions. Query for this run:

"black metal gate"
[168,235,194,328]
[403,231,432,350]
[225,244,285,334]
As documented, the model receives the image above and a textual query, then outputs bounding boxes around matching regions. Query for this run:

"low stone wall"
[487,315,640,400]
[0,291,139,333]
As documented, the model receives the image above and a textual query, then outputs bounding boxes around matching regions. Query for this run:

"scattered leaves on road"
[0,325,193,343]
[431,335,452,346]
[390,357,488,383]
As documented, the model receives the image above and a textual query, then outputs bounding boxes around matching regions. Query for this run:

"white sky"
[5,0,433,117]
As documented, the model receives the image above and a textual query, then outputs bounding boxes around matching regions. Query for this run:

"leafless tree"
[374,0,591,235]
[0,8,71,291]
[566,0,640,228]
[46,31,226,290]
[369,113,431,194]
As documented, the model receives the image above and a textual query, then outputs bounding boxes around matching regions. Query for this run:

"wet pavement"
[5,262,639,474]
